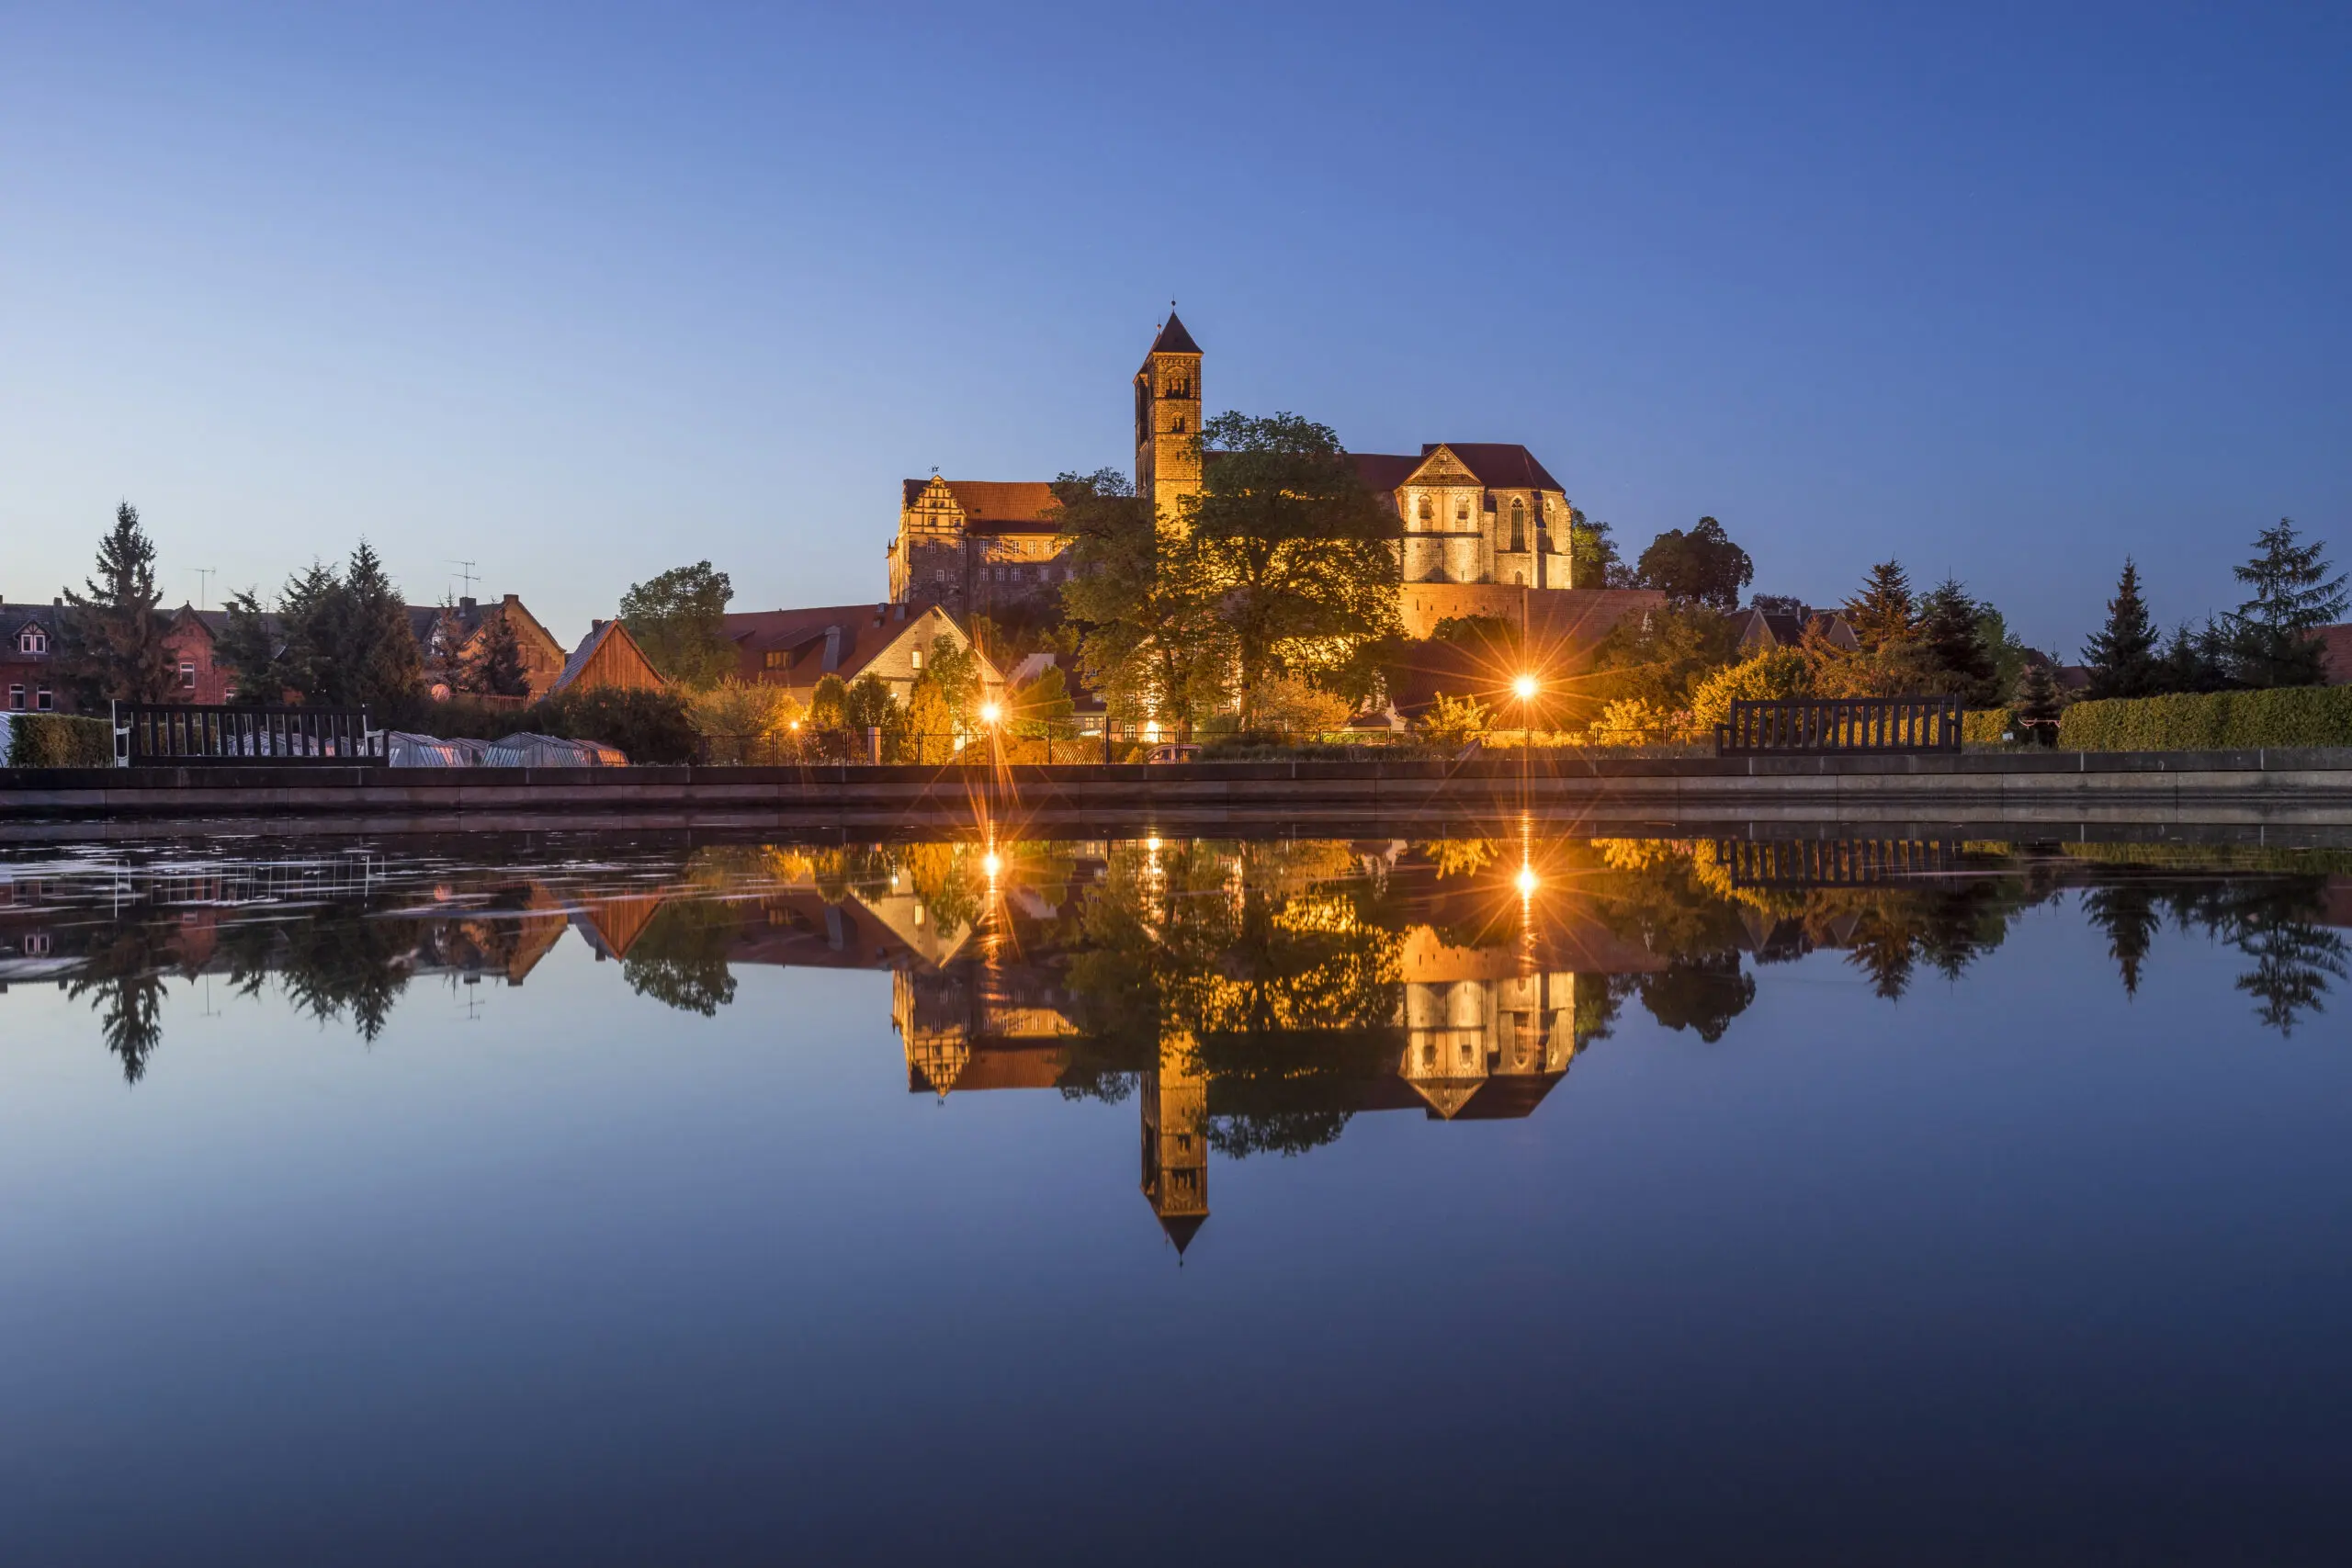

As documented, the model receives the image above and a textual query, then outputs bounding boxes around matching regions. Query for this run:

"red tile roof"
[1426,443,1565,492]
[900,479,1060,526]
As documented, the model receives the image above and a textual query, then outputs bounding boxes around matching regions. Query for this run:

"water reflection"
[5,837,2346,1200]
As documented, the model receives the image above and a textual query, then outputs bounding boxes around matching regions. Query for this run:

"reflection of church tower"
[893,967,971,1099]
[1140,1024,1209,1256]
[1134,310,1204,534]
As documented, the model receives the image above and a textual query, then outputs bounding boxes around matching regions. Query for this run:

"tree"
[1634,516,1753,612]
[2080,558,2162,700]
[808,673,849,730]
[2159,618,2231,694]
[1182,412,1401,728]
[1585,604,1742,716]
[1974,605,2033,704]
[913,634,981,733]
[1057,468,1229,739]
[1568,508,1634,589]
[1009,665,1078,739]
[2226,519,2346,688]
[1843,559,1918,653]
[619,560,736,689]
[1918,578,2001,705]
[2015,654,2065,745]
[214,543,426,723]
[57,502,175,706]
[463,611,532,697]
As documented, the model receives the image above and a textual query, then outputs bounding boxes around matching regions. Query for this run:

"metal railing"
[112,702,384,766]
[695,729,1120,766]
[1717,838,1958,888]
[1715,695,1962,756]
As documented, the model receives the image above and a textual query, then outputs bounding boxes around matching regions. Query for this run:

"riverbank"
[6,748,2352,839]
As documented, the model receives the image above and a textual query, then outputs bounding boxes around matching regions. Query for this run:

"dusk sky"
[4,2,2346,652]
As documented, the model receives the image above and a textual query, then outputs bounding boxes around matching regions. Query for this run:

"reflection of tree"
[270,909,421,1040]
[1638,953,1755,1042]
[622,898,741,1016]
[2083,881,2163,996]
[66,920,174,1084]
[2162,878,2347,1036]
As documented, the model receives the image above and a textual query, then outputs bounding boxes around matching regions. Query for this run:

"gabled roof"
[2,603,66,637]
[1424,443,1564,492]
[1350,453,1425,493]
[902,479,1060,525]
[724,602,999,690]
[549,617,667,696]
[1146,310,1202,357]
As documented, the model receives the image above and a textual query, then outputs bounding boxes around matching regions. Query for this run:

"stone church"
[888,312,1611,637]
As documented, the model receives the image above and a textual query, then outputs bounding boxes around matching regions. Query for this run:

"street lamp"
[1512,672,1538,750]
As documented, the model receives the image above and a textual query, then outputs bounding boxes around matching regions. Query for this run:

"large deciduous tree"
[2226,518,2346,688]
[1634,516,1753,612]
[1056,468,1229,739]
[2081,558,2162,699]
[1182,412,1400,728]
[619,560,736,689]
[58,502,175,706]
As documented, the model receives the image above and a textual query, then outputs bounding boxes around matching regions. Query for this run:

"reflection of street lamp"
[982,850,1002,878]
[1515,863,1539,897]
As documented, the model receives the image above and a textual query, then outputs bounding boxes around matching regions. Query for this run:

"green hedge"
[2057,686,2352,751]
[1962,709,2013,745]
[5,714,113,768]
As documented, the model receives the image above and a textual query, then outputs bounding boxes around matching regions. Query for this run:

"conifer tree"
[2015,655,2065,745]
[2157,618,2232,694]
[1843,559,1918,653]
[58,502,175,705]
[1918,578,1999,705]
[2226,518,2346,688]
[2081,558,2162,699]
[465,612,532,698]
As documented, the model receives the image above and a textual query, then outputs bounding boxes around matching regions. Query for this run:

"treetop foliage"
[1635,516,1753,612]
[58,502,175,706]
[619,560,736,689]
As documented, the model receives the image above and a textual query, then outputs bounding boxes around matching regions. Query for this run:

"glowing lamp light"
[1515,863,1540,896]
[979,702,1002,725]
[1512,674,1539,701]
[982,852,1002,877]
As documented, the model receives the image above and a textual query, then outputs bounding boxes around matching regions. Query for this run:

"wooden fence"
[112,703,384,766]
[1716,695,1962,756]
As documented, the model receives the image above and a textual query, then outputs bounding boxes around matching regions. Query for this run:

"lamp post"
[1512,673,1538,750]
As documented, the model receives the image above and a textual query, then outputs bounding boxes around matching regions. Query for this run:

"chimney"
[459,595,478,615]
[592,618,606,633]
[503,592,519,606]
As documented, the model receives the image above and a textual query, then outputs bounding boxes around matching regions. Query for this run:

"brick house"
[1,603,69,715]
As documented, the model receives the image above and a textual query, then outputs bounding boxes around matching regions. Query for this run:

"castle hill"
[6,11,2351,1563]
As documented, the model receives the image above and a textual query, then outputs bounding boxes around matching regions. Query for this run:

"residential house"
[550,618,669,697]
[725,601,1005,712]
[1,603,69,715]
[406,594,569,700]
[2317,623,2352,684]
[1726,604,1861,656]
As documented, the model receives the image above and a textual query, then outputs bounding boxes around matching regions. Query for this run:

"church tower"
[1134,310,1204,533]
[1140,1022,1209,1257]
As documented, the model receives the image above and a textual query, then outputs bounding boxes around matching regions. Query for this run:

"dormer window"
[17,628,46,655]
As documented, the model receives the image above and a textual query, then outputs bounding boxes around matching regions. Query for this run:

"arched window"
[1417,496,1433,525]
[1510,499,1526,552]
[1170,415,1185,434]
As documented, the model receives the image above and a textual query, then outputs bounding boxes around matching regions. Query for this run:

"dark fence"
[1716,695,1962,756]
[1717,838,1957,889]
[113,702,384,766]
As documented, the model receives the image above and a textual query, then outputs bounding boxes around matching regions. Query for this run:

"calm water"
[4,829,2350,1565]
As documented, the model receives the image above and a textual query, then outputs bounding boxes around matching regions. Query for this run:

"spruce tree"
[1919,578,1999,705]
[2015,655,2064,745]
[465,612,531,697]
[2081,558,2161,699]
[2157,618,2231,694]
[58,502,175,706]
[1843,559,1918,653]
[2227,518,2347,688]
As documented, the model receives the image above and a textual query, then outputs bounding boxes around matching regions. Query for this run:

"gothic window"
[1170,415,1185,434]
[1512,570,1525,586]
[1510,500,1526,551]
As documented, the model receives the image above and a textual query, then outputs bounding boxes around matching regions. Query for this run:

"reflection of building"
[1400,965,1578,1120]
[1141,1027,1209,1256]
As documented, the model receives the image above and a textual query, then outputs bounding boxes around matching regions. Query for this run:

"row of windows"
[16,628,48,655]
[8,685,55,711]
[929,565,1075,585]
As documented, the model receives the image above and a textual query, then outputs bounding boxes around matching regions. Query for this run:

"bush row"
[4,714,113,768]
[2056,685,2352,751]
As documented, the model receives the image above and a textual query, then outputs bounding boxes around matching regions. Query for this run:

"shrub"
[6,713,113,768]
[1414,693,1490,749]
[690,680,803,762]
[2057,686,2352,751]
[1686,648,1813,733]
[426,687,699,762]
[1962,709,2015,745]
[1250,675,1355,741]
[1586,697,1694,747]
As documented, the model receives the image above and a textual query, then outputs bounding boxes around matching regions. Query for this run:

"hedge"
[2056,685,2352,751]
[1962,709,2013,745]
[5,713,113,768]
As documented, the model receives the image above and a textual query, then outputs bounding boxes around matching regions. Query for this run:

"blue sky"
[3,2,2346,652]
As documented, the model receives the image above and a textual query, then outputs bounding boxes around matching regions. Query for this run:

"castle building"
[888,311,1639,638]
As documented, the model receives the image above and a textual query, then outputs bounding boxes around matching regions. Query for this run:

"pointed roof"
[550,617,667,696]
[1146,310,1202,357]
[1158,1211,1206,1256]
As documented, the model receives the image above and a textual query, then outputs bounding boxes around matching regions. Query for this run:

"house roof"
[725,602,997,689]
[1425,443,1565,492]
[549,617,665,696]
[1145,311,1202,357]
[2,603,66,637]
